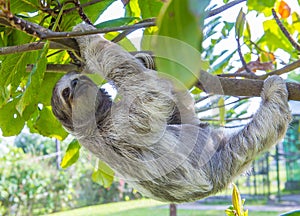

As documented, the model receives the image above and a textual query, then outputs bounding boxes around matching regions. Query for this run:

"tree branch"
[219,59,300,79]
[258,59,300,79]
[26,64,79,72]
[207,0,246,18]
[38,63,300,101]
[197,70,300,101]
[0,41,72,55]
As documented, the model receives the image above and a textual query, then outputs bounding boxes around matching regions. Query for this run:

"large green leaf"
[61,140,81,169]
[82,0,116,23]
[0,99,25,136]
[153,0,207,89]
[33,106,68,140]
[138,0,163,19]
[16,42,49,115]
[60,0,115,31]
[258,19,296,56]
[11,0,39,14]
[0,52,29,107]
[92,160,115,188]
[37,73,64,106]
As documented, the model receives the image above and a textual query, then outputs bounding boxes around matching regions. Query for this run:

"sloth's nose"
[71,78,79,89]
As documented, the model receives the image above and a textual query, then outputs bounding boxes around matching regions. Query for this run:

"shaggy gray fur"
[51,23,292,203]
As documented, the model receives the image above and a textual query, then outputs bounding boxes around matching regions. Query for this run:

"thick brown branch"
[198,70,300,101]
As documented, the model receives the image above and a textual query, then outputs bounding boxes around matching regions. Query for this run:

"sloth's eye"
[71,78,79,89]
[62,87,70,100]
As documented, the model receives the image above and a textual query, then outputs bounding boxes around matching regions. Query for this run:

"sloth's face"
[51,71,101,131]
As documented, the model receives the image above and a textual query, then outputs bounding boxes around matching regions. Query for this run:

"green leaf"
[190,86,202,95]
[138,0,164,19]
[153,0,205,89]
[244,21,251,41]
[16,42,49,115]
[92,160,115,188]
[11,0,39,14]
[37,73,64,106]
[235,9,246,39]
[0,99,25,136]
[247,0,276,16]
[104,32,137,52]
[61,140,81,169]
[60,0,115,31]
[125,0,141,17]
[33,106,68,140]
[218,97,226,126]
[95,17,139,29]
[82,0,116,23]
[258,20,296,55]
[0,52,28,107]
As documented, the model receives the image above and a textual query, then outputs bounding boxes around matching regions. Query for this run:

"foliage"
[0,146,76,215]
[0,143,141,215]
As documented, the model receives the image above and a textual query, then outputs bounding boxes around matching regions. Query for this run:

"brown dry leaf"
[236,60,274,73]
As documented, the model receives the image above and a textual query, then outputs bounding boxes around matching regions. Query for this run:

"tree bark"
[198,71,300,101]
[169,204,177,216]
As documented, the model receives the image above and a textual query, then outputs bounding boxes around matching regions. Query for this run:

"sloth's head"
[51,71,112,132]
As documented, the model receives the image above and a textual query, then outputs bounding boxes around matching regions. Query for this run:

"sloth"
[51,23,291,203]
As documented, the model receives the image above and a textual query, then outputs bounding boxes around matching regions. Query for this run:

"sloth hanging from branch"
[51,23,291,203]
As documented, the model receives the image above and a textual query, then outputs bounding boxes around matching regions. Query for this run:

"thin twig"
[43,21,156,39]
[64,0,106,13]
[112,18,156,43]
[258,59,300,80]
[272,8,300,51]
[0,41,71,55]
[207,0,246,18]
[220,59,300,80]
[200,116,252,122]
[194,94,213,104]
[26,64,79,72]
[197,97,249,112]
[0,11,155,40]
[73,0,93,25]
[236,37,253,74]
